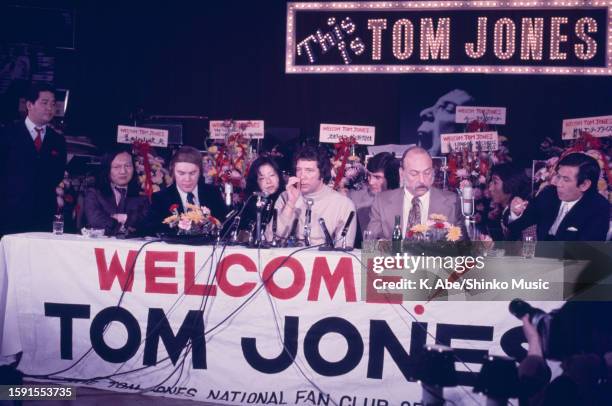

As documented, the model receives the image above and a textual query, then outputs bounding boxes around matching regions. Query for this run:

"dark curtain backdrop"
[62,0,402,150]
[7,0,612,162]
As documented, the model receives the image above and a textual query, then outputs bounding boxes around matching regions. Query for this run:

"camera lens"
[509,298,533,319]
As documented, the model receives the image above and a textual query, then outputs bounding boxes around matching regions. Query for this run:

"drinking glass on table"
[52,214,64,235]
[362,230,376,252]
[522,235,536,259]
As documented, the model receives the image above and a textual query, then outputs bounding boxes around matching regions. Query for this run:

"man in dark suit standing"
[507,153,609,241]
[0,84,66,236]
[141,146,226,235]
[367,146,461,239]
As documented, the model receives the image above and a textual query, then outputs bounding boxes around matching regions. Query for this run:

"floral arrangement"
[206,120,256,188]
[405,214,463,242]
[134,151,172,195]
[441,118,514,226]
[535,131,612,202]
[330,136,360,190]
[163,203,220,235]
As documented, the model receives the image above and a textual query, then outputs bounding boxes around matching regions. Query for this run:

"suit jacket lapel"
[171,185,185,213]
[18,123,38,155]
[556,193,588,236]
[386,188,404,235]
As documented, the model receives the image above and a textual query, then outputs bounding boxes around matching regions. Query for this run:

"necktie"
[549,202,569,235]
[34,127,43,152]
[408,196,422,229]
[187,192,195,205]
[115,187,127,213]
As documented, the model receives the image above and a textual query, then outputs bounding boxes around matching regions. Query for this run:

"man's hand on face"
[286,176,301,206]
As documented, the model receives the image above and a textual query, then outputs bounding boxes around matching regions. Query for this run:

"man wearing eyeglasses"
[367,146,460,239]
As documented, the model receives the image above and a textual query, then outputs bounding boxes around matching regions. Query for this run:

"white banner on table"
[441,131,499,153]
[561,115,612,140]
[455,106,507,125]
[319,123,375,145]
[1,234,563,405]
[117,125,168,147]
[209,120,265,140]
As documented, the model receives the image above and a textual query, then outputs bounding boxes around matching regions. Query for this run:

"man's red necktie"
[34,127,43,152]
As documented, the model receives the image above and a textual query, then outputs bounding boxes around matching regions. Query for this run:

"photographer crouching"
[512,300,612,405]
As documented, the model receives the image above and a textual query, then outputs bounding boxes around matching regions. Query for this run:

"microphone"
[304,198,313,224]
[271,209,279,247]
[224,183,233,207]
[287,218,299,247]
[340,211,355,238]
[318,218,334,247]
[304,198,314,246]
[272,209,278,235]
[253,191,269,198]
[224,208,238,220]
[460,185,475,218]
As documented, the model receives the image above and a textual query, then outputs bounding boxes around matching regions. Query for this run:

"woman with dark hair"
[486,162,531,240]
[83,148,149,235]
[349,152,400,234]
[239,156,285,233]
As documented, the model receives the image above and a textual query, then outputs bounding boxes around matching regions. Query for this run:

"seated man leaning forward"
[141,146,226,235]
[367,146,461,239]
[268,145,357,247]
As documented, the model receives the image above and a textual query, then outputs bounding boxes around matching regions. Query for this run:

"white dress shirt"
[25,116,46,142]
[548,198,579,235]
[508,196,580,235]
[177,185,200,210]
[402,188,431,235]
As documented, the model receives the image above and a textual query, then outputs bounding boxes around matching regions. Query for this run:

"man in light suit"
[367,146,460,239]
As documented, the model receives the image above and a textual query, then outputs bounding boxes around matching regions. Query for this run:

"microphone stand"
[303,198,314,247]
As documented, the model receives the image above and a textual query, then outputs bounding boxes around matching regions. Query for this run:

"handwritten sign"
[209,120,265,140]
[441,131,499,153]
[116,125,168,147]
[319,123,376,145]
[455,106,507,125]
[561,115,612,140]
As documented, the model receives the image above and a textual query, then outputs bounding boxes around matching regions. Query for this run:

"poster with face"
[399,75,612,163]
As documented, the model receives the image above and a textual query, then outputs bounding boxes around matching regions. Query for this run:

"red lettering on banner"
[216,254,257,297]
[263,257,305,300]
[365,259,402,304]
[95,248,138,291]
[145,251,178,294]
[308,257,356,302]
[184,251,217,296]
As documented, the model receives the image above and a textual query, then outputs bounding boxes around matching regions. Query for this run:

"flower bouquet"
[405,214,463,242]
[162,203,221,244]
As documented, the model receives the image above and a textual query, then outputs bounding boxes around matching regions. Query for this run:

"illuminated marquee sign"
[285,1,612,75]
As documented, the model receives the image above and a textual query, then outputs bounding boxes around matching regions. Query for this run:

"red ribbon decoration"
[133,141,154,201]
[333,136,357,189]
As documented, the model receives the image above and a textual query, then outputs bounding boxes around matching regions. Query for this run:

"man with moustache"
[0,84,66,236]
[141,146,226,235]
[367,146,461,239]
[270,145,357,247]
